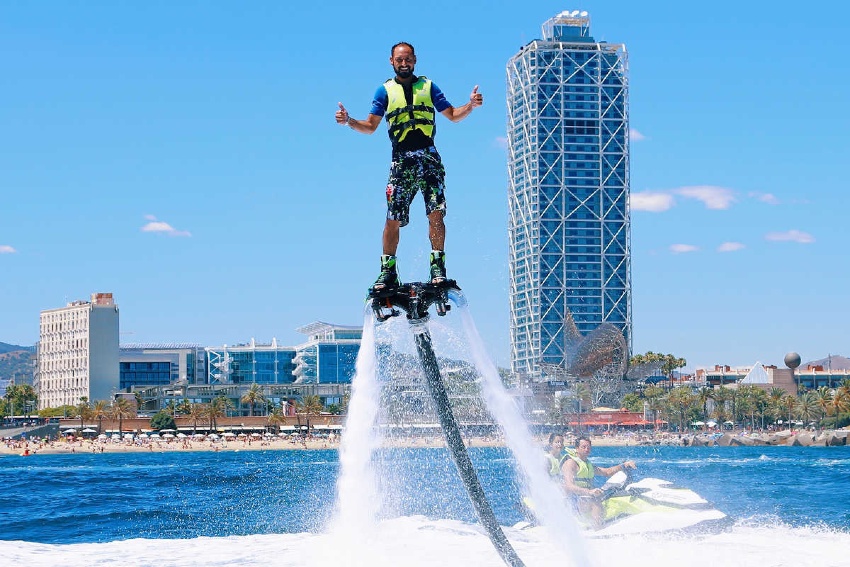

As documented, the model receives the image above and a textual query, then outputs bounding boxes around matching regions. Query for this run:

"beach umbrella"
[111,434,120,440]
[192,433,206,438]
[149,433,161,439]
[691,421,705,426]
[82,428,97,434]
[207,434,219,440]
[64,429,77,435]
[223,432,236,438]
[176,433,187,438]
[250,432,262,437]
[98,434,108,439]
[162,433,175,439]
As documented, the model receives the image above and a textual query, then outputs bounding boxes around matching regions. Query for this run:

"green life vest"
[566,450,595,489]
[383,77,436,144]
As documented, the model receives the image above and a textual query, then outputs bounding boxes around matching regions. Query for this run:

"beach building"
[507,11,631,381]
[34,293,120,409]
[127,323,362,416]
[119,344,207,389]
[205,338,297,385]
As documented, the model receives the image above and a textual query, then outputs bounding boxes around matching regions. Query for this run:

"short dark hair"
[548,432,564,445]
[576,436,591,447]
[391,42,415,57]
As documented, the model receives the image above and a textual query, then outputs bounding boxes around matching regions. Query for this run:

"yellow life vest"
[566,450,595,489]
[383,77,436,144]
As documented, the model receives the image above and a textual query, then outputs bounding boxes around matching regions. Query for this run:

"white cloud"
[141,216,191,237]
[765,230,814,244]
[670,244,699,254]
[717,242,745,252]
[674,186,736,210]
[0,245,17,254]
[629,128,646,141]
[630,191,674,212]
[749,191,779,205]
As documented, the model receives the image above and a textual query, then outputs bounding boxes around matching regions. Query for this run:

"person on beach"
[561,436,636,528]
[335,42,484,290]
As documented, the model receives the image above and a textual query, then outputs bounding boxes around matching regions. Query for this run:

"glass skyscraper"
[507,11,631,379]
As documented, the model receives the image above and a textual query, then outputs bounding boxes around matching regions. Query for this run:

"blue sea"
[2,445,849,566]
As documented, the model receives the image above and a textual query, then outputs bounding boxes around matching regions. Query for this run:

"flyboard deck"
[368,280,525,567]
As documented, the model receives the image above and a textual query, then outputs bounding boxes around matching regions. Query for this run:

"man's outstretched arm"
[336,102,382,134]
[440,85,483,123]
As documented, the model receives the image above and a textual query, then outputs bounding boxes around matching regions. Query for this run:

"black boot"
[429,250,446,283]
[372,255,400,291]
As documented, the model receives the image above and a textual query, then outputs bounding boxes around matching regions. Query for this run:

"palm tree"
[109,398,136,434]
[296,395,325,435]
[92,400,108,434]
[781,394,798,429]
[696,387,713,427]
[833,380,850,415]
[188,402,206,434]
[644,385,666,431]
[77,397,91,432]
[267,404,287,434]
[240,383,265,417]
[667,387,697,432]
[206,396,234,432]
[710,387,731,425]
[815,386,834,419]
[795,392,821,427]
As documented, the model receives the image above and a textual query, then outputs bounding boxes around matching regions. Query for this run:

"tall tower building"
[35,292,120,409]
[507,11,631,379]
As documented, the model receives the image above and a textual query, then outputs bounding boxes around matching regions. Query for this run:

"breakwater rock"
[683,429,848,447]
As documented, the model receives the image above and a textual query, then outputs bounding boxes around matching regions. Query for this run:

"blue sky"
[1,1,848,371]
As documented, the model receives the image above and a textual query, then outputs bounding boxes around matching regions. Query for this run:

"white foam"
[2,519,848,567]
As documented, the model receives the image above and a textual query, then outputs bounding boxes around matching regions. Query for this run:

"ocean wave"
[2,517,848,567]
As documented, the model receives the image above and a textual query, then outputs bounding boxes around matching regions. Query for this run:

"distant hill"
[0,342,33,355]
[804,355,850,371]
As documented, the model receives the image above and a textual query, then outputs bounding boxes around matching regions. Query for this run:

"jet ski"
[515,471,727,537]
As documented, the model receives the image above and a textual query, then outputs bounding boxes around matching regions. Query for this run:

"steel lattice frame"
[507,16,632,380]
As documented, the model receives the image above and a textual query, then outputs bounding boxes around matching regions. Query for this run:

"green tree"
[92,400,109,434]
[296,395,325,434]
[109,398,136,434]
[188,402,206,434]
[77,397,91,432]
[267,403,287,434]
[621,392,643,413]
[644,385,666,430]
[240,383,265,417]
[150,410,176,431]
[206,396,234,431]
[667,387,697,431]
[795,392,821,426]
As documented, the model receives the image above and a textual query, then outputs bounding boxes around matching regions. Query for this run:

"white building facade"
[35,292,120,409]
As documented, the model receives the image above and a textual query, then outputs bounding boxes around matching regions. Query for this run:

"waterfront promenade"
[4,427,848,457]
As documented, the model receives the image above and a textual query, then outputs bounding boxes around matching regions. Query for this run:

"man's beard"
[395,66,413,79]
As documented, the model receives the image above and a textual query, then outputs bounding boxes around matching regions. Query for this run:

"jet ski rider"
[562,436,637,529]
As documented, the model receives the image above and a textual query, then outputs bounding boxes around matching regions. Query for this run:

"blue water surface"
[2,445,848,544]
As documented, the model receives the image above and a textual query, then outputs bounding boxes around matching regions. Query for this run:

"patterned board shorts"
[385,146,446,227]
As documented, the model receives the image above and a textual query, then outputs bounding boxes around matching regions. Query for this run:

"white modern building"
[35,292,120,409]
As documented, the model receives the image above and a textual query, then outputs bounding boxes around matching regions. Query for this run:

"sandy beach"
[5,428,844,457]
[0,430,702,457]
